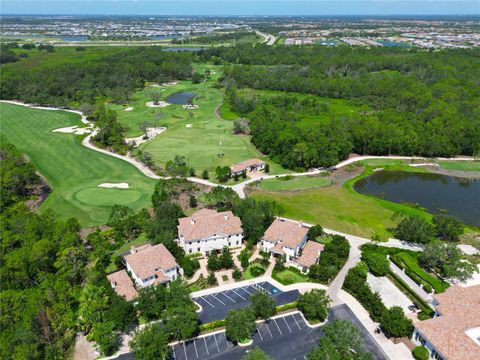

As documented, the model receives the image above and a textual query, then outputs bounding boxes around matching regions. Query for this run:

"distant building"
[124,243,182,287]
[177,209,243,256]
[107,269,138,301]
[411,285,480,360]
[230,158,266,176]
[261,217,309,262]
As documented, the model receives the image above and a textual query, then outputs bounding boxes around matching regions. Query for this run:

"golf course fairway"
[0,102,156,226]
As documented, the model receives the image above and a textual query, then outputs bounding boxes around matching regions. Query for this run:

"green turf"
[0,103,156,227]
[258,176,332,191]
[243,264,267,280]
[437,160,480,172]
[108,65,287,175]
[218,103,239,120]
[251,160,433,239]
[272,267,311,285]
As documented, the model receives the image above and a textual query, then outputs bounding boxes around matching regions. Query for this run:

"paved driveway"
[194,281,300,324]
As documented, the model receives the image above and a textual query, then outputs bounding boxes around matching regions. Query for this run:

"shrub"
[412,346,429,360]
[393,215,434,244]
[232,267,243,281]
[238,249,250,269]
[249,265,266,277]
[380,306,413,338]
[225,308,256,343]
[297,289,331,323]
[362,251,390,276]
[250,291,276,320]
[307,224,324,241]
[433,214,464,242]
[207,272,217,286]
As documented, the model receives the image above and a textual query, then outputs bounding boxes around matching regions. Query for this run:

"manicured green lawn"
[108,65,287,175]
[258,176,332,191]
[243,264,267,280]
[437,160,480,172]
[251,160,433,239]
[0,103,156,227]
[218,103,239,120]
[272,267,310,285]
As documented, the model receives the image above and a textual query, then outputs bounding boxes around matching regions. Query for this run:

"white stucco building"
[260,217,309,262]
[124,243,182,287]
[177,209,243,256]
[230,158,266,176]
[411,285,480,360]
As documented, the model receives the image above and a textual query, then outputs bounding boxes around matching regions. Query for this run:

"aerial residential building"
[293,240,325,273]
[411,285,480,360]
[230,158,266,176]
[177,209,243,256]
[124,243,182,287]
[106,269,138,301]
[261,217,309,262]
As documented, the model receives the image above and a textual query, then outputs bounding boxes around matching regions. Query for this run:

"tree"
[191,72,204,84]
[380,306,413,338]
[232,266,243,280]
[225,308,256,343]
[202,169,209,179]
[361,251,390,276]
[164,306,199,340]
[393,215,434,244]
[243,347,273,360]
[421,242,477,281]
[207,272,217,285]
[136,285,167,321]
[433,215,464,242]
[274,255,286,272]
[189,195,198,208]
[264,163,270,173]
[238,248,250,269]
[215,166,231,183]
[307,336,341,360]
[250,291,276,320]
[91,321,121,356]
[297,289,331,323]
[307,224,325,241]
[207,252,220,271]
[220,247,234,269]
[130,323,169,360]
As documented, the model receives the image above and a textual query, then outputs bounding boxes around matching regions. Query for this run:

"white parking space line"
[273,318,283,335]
[232,288,247,300]
[240,286,254,295]
[213,334,220,352]
[265,322,274,338]
[193,340,199,359]
[171,345,176,359]
[292,313,303,330]
[183,342,188,360]
[282,316,292,333]
[223,332,232,347]
[211,294,226,305]
[199,296,215,308]
[256,326,264,341]
[203,337,209,355]
[221,291,236,303]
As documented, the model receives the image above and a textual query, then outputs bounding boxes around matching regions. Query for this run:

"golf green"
[0,103,156,227]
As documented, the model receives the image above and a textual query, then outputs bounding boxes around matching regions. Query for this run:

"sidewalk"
[389,259,433,304]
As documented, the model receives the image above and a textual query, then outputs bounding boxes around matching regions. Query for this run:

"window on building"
[197,248,200,252]
[189,249,192,253]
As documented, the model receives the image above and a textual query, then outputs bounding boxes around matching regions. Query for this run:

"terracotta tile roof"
[297,241,324,268]
[230,158,265,173]
[263,218,309,249]
[107,270,138,301]
[414,285,480,360]
[152,271,170,285]
[271,242,285,255]
[178,209,243,242]
[124,243,179,280]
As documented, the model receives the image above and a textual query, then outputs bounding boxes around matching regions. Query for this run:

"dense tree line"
[1,47,193,105]
[200,46,480,168]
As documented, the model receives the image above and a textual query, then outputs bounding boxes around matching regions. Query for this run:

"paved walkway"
[389,259,433,304]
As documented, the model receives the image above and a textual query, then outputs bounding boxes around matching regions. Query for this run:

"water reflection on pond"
[354,171,480,227]
[166,91,197,105]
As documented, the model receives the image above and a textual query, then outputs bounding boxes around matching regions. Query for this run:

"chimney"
[191,218,196,225]
[224,214,229,220]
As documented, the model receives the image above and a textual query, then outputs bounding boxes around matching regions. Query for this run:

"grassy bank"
[257,176,332,191]
[436,160,480,172]
[0,103,156,226]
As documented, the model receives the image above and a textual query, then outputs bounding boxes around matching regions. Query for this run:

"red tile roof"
[414,285,480,360]
[297,241,324,268]
[263,218,309,249]
[124,243,179,280]
[107,270,138,301]
[178,209,243,242]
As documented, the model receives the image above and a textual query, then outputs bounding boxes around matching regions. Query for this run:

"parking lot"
[167,305,388,360]
[193,281,300,324]
[116,304,387,360]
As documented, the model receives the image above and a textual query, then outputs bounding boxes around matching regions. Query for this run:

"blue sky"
[1,1,479,16]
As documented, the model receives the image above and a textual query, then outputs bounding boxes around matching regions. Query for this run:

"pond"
[162,47,204,52]
[166,91,197,105]
[354,171,480,227]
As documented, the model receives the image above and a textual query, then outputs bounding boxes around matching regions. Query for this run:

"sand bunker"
[125,107,133,111]
[162,81,178,86]
[53,126,92,135]
[98,183,129,189]
[126,127,166,147]
[186,124,193,128]
[183,104,199,110]
[146,101,170,108]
